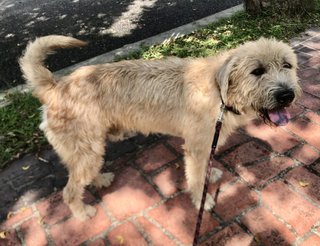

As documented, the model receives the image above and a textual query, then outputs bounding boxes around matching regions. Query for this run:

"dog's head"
[216,38,301,125]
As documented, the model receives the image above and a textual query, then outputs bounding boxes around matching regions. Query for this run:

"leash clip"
[217,103,226,122]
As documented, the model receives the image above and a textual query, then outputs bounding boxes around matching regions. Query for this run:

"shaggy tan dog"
[20,35,301,220]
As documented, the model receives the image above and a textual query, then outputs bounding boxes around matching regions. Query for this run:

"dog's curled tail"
[19,35,87,98]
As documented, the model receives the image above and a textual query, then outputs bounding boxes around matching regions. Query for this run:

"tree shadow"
[0,0,242,89]
[1,123,318,245]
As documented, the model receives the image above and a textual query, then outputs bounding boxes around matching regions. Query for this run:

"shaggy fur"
[20,35,301,220]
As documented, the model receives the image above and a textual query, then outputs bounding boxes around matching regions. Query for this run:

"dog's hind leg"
[47,130,108,220]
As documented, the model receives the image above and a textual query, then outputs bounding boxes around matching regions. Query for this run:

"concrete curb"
[0,4,243,106]
[55,4,243,76]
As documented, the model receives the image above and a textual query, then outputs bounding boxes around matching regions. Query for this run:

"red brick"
[166,137,184,154]
[296,92,320,111]
[300,234,320,246]
[87,238,105,246]
[305,111,320,125]
[222,141,270,168]
[312,163,320,173]
[36,191,95,225]
[135,144,177,172]
[100,167,161,220]
[287,104,305,118]
[286,167,320,202]
[308,55,320,69]
[200,223,255,246]
[262,181,320,235]
[148,194,219,244]
[0,230,22,246]
[236,157,294,187]
[290,144,319,165]
[50,205,111,246]
[153,159,234,197]
[36,192,71,226]
[20,218,47,246]
[242,207,296,245]
[298,67,319,80]
[245,120,299,153]
[286,118,320,150]
[108,222,147,246]
[1,207,33,229]
[214,182,259,220]
[297,52,312,67]
[217,132,249,154]
[153,160,186,196]
[137,217,176,246]
[305,40,320,51]
[301,79,320,97]
[209,159,236,189]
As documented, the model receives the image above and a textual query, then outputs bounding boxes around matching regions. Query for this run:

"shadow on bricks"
[2,29,320,245]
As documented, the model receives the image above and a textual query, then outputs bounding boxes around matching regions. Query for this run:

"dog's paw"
[73,205,97,221]
[193,194,215,211]
[92,172,115,188]
[209,168,223,183]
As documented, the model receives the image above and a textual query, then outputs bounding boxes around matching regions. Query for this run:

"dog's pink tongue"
[268,108,290,126]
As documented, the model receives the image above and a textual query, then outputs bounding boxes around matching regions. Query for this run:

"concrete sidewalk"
[1,28,320,245]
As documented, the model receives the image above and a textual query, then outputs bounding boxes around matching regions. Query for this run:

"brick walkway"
[1,28,320,246]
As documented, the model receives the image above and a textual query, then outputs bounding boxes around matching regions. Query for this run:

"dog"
[19,35,301,220]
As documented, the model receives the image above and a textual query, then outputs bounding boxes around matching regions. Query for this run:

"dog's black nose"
[275,88,295,105]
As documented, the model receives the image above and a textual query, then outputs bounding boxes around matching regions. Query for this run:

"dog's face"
[217,38,301,125]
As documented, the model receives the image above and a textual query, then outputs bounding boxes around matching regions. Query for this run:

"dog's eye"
[251,67,265,76]
[283,62,292,69]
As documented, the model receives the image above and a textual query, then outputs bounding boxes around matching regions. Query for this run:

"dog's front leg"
[184,136,222,210]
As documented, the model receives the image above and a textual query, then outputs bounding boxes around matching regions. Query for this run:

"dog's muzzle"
[264,88,295,126]
[260,88,296,126]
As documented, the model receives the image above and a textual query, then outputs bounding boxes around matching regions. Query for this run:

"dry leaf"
[19,207,27,213]
[7,211,14,219]
[38,217,44,225]
[175,163,180,169]
[299,181,309,187]
[22,165,30,170]
[38,157,49,163]
[0,231,6,239]
[116,235,124,244]
[254,234,261,243]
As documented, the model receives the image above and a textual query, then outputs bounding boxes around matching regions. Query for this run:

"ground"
[1,28,320,245]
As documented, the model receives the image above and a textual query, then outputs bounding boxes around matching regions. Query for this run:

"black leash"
[192,103,226,246]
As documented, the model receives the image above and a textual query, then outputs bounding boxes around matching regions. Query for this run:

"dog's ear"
[216,56,237,104]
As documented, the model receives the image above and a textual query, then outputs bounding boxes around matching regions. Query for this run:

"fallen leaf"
[38,157,49,163]
[0,231,6,239]
[299,181,309,187]
[7,211,14,219]
[19,207,27,213]
[22,165,30,170]
[175,163,180,169]
[254,234,261,243]
[116,235,124,244]
[38,217,44,225]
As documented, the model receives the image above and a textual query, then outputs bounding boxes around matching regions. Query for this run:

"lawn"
[1,4,320,169]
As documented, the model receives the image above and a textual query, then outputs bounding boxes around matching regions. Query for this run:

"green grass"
[1,4,320,169]
[116,9,320,61]
[0,93,47,168]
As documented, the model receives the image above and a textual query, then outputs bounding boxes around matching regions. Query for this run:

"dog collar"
[225,105,241,115]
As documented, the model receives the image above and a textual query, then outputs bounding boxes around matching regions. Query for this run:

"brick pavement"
[1,28,320,245]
